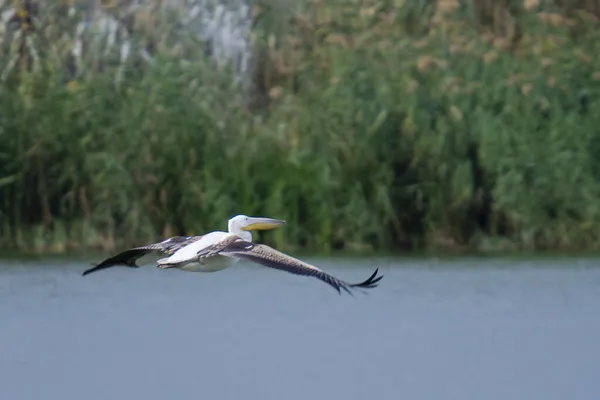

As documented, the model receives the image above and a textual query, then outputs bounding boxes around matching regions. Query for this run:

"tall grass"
[1,0,600,254]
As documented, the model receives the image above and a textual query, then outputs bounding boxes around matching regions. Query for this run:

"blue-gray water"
[1,256,599,400]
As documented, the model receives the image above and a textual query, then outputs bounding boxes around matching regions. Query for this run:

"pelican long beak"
[242,217,286,231]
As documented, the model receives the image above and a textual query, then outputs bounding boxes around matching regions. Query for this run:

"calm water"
[1,256,599,400]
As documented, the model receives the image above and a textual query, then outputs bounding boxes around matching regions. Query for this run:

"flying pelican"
[82,214,383,294]
[82,215,285,276]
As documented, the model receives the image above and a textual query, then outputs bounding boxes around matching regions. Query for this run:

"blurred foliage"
[1,0,600,254]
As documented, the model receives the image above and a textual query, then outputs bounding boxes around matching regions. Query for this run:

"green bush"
[1,0,600,254]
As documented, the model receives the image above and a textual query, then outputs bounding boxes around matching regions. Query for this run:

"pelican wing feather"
[193,234,251,259]
[209,240,383,295]
[82,235,203,276]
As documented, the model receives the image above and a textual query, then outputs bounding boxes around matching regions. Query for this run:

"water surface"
[1,256,599,400]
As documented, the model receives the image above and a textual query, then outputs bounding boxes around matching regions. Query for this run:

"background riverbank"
[1,1,600,254]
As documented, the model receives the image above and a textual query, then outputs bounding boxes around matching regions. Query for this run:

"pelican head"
[228,214,286,233]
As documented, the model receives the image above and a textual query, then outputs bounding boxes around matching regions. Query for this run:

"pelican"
[82,214,383,294]
[82,215,285,276]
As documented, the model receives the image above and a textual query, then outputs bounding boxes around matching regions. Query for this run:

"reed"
[1,0,600,254]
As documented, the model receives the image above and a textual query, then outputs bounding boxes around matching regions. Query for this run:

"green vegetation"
[1,0,600,254]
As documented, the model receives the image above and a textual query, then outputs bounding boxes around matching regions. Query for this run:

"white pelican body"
[155,215,277,272]
[158,231,239,272]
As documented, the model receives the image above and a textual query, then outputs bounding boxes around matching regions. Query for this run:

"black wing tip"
[349,268,383,289]
[82,265,100,276]
[328,268,383,295]
[82,261,140,276]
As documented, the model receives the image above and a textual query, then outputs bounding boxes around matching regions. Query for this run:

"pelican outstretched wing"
[82,235,203,276]
[202,240,383,295]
